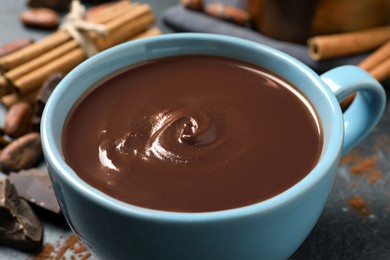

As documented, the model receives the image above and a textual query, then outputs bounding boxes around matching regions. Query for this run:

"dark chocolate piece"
[0,178,43,250]
[32,73,64,132]
[9,168,60,214]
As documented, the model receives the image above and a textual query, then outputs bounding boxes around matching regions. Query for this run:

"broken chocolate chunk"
[0,177,43,250]
[35,73,64,117]
[32,73,64,132]
[9,168,60,214]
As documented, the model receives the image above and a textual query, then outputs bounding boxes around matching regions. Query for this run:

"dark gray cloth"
[162,5,368,74]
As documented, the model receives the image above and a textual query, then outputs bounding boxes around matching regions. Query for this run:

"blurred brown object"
[249,0,319,43]
[20,8,60,29]
[181,0,250,25]
[249,0,390,43]
[248,0,261,19]
[0,1,157,107]
[205,3,250,25]
[27,0,71,12]
[312,0,390,35]
[181,0,203,11]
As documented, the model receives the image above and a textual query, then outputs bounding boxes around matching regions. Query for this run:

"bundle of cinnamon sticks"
[0,1,161,107]
[307,26,390,82]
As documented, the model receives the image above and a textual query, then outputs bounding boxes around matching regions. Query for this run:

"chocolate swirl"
[99,107,228,169]
[145,108,221,162]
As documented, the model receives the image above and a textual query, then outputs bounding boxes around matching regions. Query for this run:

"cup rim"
[41,33,343,222]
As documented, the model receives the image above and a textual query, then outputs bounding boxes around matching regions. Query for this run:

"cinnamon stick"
[0,6,157,107]
[365,57,390,82]
[14,48,85,95]
[1,27,160,107]
[95,6,155,51]
[340,39,390,110]
[5,41,79,83]
[0,1,135,73]
[13,4,154,95]
[359,40,390,71]
[0,2,154,96]
[0,31,71,72]
[0,1,141,94]
[1,88,40,108]
[307,26,390,61]
[0,38,34,57]
[84,1,136,23]
[4,2,141,83]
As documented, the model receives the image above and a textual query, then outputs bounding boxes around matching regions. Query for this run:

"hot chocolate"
[62,55,323,212]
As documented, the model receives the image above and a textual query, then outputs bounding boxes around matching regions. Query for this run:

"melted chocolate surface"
[62,55,323,212]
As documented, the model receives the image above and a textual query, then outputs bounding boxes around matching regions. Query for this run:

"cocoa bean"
[27,0,71,12]
[0,133,42,174]
[181,0,203,10]
[20,8,59,29]
[204,3,250,25]
[4,102,33,138]
[0,38,34,58]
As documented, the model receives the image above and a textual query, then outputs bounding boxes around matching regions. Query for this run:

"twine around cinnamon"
[0,1,158,106]
[1,27,161,108]
[0,0,132,73]
[60,0,108,58]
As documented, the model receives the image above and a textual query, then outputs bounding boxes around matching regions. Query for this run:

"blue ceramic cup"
[41,33,386,259]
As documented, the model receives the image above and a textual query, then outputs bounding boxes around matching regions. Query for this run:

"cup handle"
[320,65,386,155]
